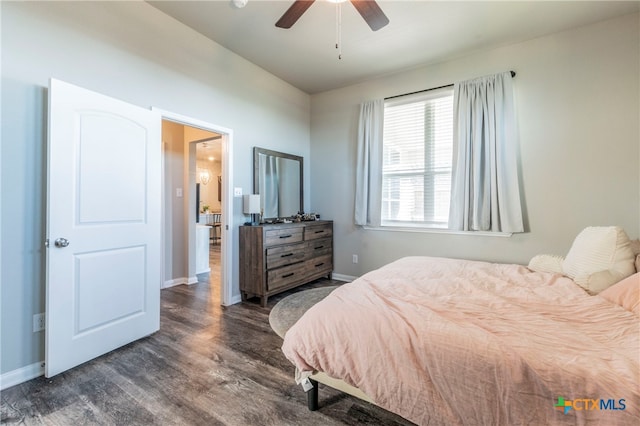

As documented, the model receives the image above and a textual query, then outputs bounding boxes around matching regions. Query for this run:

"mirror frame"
[253,147,304,220]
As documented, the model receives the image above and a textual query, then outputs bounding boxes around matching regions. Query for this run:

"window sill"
[362,225,513,238]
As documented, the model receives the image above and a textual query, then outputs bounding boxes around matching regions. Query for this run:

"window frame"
[380,87,454,230]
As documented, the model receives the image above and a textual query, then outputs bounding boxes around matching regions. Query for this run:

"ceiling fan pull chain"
[336,3,342,60]
[335,3,339,50]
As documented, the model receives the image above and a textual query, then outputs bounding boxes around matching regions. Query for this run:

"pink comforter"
[282,256,639,425]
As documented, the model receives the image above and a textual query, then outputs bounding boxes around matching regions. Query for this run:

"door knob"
[54,238,70,248]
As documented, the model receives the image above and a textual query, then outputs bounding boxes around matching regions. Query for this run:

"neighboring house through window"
[381,87,453,229]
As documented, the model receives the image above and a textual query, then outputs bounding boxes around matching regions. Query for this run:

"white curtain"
[260,154,279,218]
[449,72,524,232]
[354,99,384,226]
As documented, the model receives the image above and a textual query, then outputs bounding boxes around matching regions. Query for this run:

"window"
[381,88,453,228]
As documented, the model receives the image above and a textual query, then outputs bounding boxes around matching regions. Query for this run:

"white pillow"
[563,226,636,294]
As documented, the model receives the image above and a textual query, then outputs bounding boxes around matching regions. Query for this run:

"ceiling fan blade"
[350,0,389,31]
[275,0,316,29]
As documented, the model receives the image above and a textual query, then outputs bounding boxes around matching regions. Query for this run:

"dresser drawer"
[306,254,333,278]
[306,237,332,258]
[267,263,306,291]
[305,223,333,241]
[266,243,306,270]
[265,227,303,247]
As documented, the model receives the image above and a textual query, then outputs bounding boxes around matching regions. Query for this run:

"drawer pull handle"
[279,234,292,239]
[314,230,324,234]
[315,262,325,267]
[314,245,324,250]
[281,253,293,258]
[282,272,295,278]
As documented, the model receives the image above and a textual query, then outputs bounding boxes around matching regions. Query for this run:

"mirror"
[254,147,303,221]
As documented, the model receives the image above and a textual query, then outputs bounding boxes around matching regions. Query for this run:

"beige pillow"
[528,254,564,274]
[562,226,635,294]
[631,239,640,271]
[599,273,640,316]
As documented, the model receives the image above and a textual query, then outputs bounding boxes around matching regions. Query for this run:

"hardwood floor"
[1,244,414,425]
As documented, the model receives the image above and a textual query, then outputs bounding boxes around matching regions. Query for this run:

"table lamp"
[243,194,261,226]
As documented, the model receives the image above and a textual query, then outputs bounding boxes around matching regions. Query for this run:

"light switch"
[234,187,243,197]
[176,188,183,197]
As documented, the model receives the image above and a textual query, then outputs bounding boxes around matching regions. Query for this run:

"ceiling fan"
[276,0,389,31]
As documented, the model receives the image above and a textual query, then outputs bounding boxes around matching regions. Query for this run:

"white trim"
[162,277,188,289]
[0,362,44,390]
[220,132,235,306]
[153,107,234,307]
[363,225,513,237]
[228,294,242,305]
[331,273,358,282]
[163,278,182,289]
[152,109,233,136]
[162,276,199,289]
[195,267,211,275]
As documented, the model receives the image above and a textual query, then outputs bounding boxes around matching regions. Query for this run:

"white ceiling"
[148,1,639,94]
[196,138,222,163]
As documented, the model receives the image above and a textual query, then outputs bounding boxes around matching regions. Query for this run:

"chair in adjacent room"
[209,213,222,245]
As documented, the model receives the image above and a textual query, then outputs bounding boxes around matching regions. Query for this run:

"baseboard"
[0,361,44,390]
[331,272,358,283]
[195,267,211,275]
[162,275,199,289]
[163,277,185,289]
[226,294,242,306]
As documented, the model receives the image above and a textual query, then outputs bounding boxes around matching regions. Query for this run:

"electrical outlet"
[352,254,358,264]
[33,313,45,332]
[234,187,243,197]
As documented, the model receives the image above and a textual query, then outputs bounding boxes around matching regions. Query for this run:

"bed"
[281,255,639,425]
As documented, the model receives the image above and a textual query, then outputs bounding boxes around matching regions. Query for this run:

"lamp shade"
[243,194,261,214]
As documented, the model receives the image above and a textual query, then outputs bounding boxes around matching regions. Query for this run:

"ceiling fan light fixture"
[199,169,212,185]
[230,0,248,9]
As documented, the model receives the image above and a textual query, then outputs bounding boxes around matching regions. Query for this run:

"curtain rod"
[384,70,516,101]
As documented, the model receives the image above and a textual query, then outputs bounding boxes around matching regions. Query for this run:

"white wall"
[309,13,639,277]
[0,1,310,376]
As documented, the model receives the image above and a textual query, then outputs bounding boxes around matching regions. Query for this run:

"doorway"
[195,136,222,287]
[156,109,234,306]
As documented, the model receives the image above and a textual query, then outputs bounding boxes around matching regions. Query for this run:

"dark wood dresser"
[239,220,333,306]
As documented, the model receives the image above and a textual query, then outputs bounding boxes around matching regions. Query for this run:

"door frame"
[154,108,234,306]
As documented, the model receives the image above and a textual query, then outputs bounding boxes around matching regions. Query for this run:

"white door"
[46,79,161,377]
